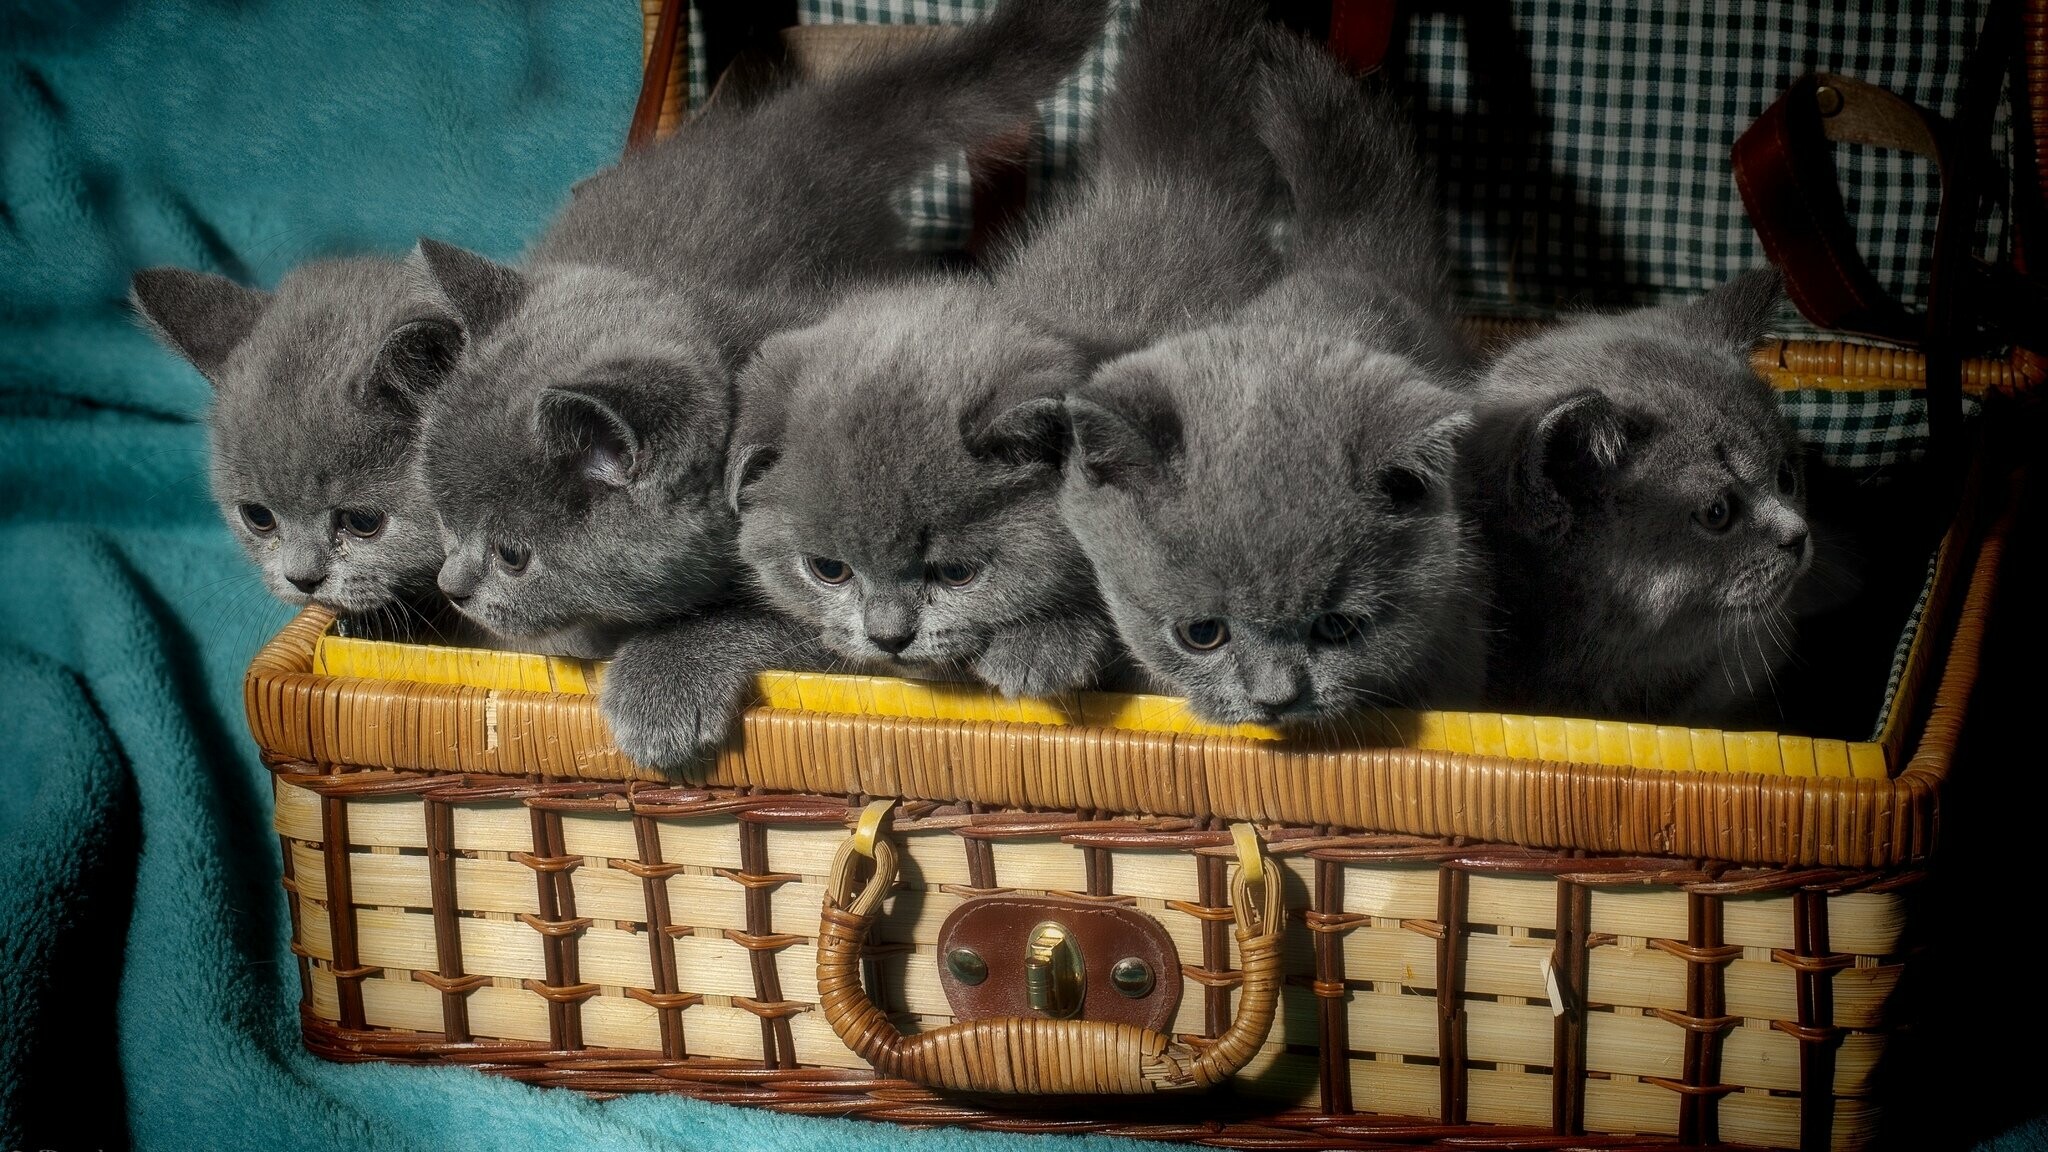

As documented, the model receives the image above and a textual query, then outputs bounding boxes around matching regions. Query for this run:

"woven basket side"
[248,662,1938,869]
[1897,470,2016,792]
[277,777,1906,1148]
[1461,319,2037,395]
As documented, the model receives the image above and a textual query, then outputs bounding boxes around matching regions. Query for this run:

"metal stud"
[946,948,988,985]
[1815,84,1845,117]
[1111,956,1154,998]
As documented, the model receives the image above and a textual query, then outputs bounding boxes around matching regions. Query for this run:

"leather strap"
[1733,1,2029,521]
[1732,73,1953,344]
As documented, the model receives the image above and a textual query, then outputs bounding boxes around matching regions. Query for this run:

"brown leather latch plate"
[935,895,1182,1031]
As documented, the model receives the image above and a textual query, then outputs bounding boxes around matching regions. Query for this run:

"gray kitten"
[130,258,462,629]
[1463,269,1809,724]
[1060,29,1485,729]
[726,0,1280,698]
[412,0,1108,766]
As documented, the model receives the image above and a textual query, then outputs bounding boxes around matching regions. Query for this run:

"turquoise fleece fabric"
[0,4,1156,1149]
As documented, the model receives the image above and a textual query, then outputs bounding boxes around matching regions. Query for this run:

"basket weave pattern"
[277,760,1913,1149]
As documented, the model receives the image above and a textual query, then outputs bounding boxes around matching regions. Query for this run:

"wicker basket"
[255,367,2013,1152]
[250,4,2045,1150]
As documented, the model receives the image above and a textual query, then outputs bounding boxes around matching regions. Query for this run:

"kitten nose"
[1247,667,1307,717]
[286,572,325,594]
[863,599,916,654]
[1782,528,1810,556]
[867,628,916,655]
[438,558,481,602]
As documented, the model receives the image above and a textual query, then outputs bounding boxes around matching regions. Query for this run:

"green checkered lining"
[684,0,2009,331]
[1779,389,1980,474]
[680,3,1982,744]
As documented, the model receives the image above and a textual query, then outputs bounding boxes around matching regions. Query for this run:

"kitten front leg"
[601,608,824,771]
[972,613,1118,699]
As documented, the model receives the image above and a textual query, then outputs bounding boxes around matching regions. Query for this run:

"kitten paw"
[600,632,757,771]
[973,619,1114,698]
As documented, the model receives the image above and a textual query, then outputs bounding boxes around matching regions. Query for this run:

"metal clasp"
[1023,921,1084,1018]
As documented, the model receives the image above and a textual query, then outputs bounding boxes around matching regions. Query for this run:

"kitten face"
[1063,325,1480,725]
[415,257,737,654]
[1484,323,1811,644]
[132,259,460,614]
[1469,269,1810,712]
[732,288,1098,680]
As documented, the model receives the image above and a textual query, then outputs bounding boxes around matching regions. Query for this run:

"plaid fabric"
[1778,389,1981,473]
[678,1,2008,326]
[1402,3,2008,321]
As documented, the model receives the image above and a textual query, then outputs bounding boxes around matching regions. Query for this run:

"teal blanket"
[0,4,1148,1149]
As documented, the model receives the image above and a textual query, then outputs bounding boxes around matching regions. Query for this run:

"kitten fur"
[414,0,1108,767]
[1060,28,1485,728]
[130,258,463,628]
[726,0,1280,699]
[1463,269,1809,724]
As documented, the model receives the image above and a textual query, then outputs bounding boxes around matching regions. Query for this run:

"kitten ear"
[1520,388,1638,527]
[724,385,784,514]
[1065,382,1183,486]
[368,317,464,411]
[129,268,270,386]
[1684,268,1784,350]
[725,442,778,513]
[966,396,1070,469]
[535,385,643,488]
[724,333,807,512]
[1374,411,1474,509]
[408,239,526,338]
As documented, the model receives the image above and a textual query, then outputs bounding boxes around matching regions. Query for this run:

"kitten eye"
[1380,466,1431,508]
[239,503,277,534]
[496,542,531,574]
[932,561,979,588]
[1694,492,1736,533]
[338,509,386,539]
[807,557,853,585]
[1310,613,1364,644]
[1175,619,1230,651]
[1775,459,1800,496]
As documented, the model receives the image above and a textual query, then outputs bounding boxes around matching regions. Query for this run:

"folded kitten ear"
[535,384,645,488]
[1519,388,1638,528]
[966,396,1070,470]
[129,268,270,386]
[1066,382,1183,486]
[1685,267,1784,350]
[724,394,784,514]
[724,332,809,512]
[408,239,526,339]
[1374,411,1474,509]
[368,317,463,411]
[725,442,778,513]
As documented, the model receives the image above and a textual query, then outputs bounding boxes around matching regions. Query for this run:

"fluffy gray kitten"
[1060,28,1485,729]
[726,0,1280,699]
[1463,269,1810,724]
[130,258,461,627]
[412,0,1107,767]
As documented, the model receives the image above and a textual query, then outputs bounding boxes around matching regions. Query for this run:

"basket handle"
[816,803,1284,1095]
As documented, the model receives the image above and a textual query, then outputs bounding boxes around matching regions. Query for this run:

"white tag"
[1540,951,1565,1017]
